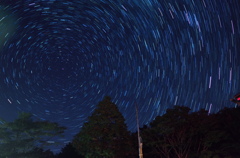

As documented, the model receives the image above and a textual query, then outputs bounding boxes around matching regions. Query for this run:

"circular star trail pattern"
[0,0,240,152]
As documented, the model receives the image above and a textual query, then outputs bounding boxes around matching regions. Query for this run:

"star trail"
[0,0,240,153]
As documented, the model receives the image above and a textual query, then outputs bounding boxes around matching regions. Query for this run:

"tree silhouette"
[73,96,131,158]
[141,105,240,158]
[16,147,55,158]
[0,112,66,157]
[212,107,240,157]
[57,143,82,158]
[142,106,192,158]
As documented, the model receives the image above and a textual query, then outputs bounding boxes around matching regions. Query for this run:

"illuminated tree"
[73,96,131,158]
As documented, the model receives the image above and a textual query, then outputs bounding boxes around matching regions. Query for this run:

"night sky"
[0,0,240,153]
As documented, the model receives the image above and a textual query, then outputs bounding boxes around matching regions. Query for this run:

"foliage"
[0,112,66,158]
[56,143,82,158]
[2,99,240,158]
[141,106,240,158]
[14,147,55,158]
[142,106,192,158]
[73,96,131,158]
[212,107,240,157]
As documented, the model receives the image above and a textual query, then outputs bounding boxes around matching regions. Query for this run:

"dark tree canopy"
[141,106,240,158]
[0,112,66,158]
[73,96,131,158]
[56,143,82,158]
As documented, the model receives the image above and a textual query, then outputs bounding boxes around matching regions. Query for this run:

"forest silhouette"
[1,96,240,158]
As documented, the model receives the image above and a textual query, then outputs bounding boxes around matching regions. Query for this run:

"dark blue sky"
[0,0,240,153]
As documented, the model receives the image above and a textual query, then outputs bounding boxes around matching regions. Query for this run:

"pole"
[135,102,143,158]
